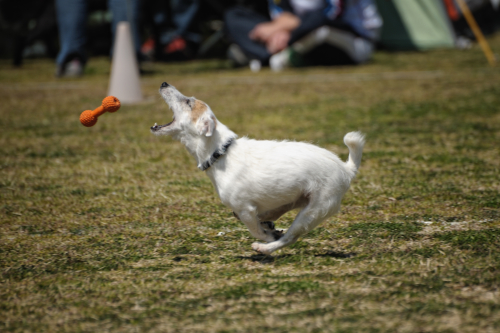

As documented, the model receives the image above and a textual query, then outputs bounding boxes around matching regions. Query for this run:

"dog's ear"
[196,113,216,137]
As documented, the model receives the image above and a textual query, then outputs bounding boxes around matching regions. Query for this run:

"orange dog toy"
[80,96,121,127]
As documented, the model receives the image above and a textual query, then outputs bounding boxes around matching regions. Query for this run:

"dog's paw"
[272,229,284,241]
[252,242,264,253]
[261,221,283,241]
[252,242,272,255]
[260,221,275,231]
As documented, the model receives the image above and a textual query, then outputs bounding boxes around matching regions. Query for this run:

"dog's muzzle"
[153,82,176,132]
[150,120,174,132]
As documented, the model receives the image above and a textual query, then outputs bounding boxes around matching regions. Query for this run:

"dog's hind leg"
[254,195,310,241]
[234,213,283,240]
[236,206,277,243]
[252,199,340,255]
[257,195,309,222]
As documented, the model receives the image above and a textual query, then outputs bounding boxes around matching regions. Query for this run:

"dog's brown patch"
[191,100,207,122]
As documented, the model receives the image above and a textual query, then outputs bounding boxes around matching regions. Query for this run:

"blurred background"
[0,0,499,72]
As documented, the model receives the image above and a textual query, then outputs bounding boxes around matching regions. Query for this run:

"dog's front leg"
[235,207,276,243]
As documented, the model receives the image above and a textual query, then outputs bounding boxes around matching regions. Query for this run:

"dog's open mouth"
[150,118,175,132]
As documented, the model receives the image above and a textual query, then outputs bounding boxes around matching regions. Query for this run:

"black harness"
[198,138,235,171]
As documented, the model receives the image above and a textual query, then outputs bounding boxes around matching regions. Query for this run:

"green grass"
[1,34,500,332]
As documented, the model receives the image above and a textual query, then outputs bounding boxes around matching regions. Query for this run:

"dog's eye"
[185,99,191,107]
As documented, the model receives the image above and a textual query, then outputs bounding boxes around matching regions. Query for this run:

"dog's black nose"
[161,82,169,88]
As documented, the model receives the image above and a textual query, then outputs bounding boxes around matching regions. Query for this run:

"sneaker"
[165,37,187,54]
[55,58,84,78]
[141,38,155,59]
[227,44,249,67]
[249,59,261,72]
[269,49,290,72]
[270,48,306,71]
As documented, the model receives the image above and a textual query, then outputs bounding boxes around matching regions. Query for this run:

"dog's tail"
[344,131,365,173]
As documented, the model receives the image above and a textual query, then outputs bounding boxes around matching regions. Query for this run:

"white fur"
[152,83,365,255]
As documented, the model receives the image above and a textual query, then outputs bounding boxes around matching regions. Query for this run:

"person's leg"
[55,0,87,66]
[224,7,271,62]
[284,15,374,67]
[108,0,142,57]
[323,28,374,64]
[156,0,200,56]
[170,0,199,41]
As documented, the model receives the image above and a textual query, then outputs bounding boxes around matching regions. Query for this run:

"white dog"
[151,82,365,255]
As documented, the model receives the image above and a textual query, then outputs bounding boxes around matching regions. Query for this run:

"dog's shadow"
[315,251,356,258]
[236,250,356,264]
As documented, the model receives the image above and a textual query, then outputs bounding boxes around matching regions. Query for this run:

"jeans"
[156,0,200,45]
[224,7,270,62]
[55,0,141,66]
[224,6,374,64]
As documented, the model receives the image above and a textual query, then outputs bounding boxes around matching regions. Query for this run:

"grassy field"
[1,34,500,332]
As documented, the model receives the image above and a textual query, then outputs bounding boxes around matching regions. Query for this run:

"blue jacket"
[268,0,382,43]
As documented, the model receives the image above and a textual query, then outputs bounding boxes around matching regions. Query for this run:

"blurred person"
[225,0,382,70]
[0,0,58,67]
[141,0,200,61]
[55,0,141,77]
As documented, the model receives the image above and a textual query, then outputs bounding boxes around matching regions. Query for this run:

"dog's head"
[151,82,216,138]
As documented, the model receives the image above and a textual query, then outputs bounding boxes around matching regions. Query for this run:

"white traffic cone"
[108,21,143,104]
